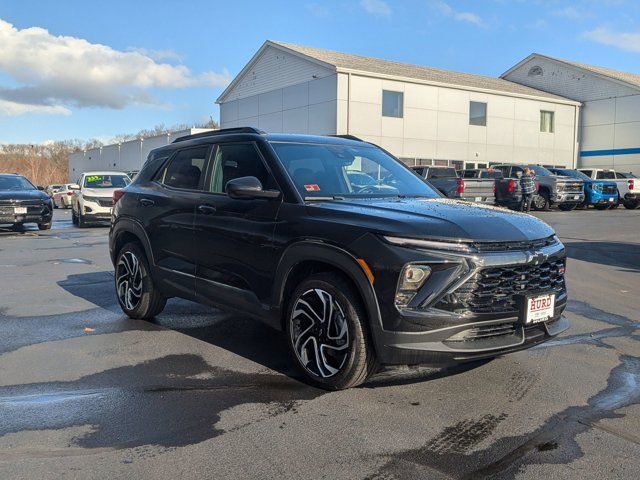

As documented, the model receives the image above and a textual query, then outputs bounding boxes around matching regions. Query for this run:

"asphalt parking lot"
[0,207,638,479]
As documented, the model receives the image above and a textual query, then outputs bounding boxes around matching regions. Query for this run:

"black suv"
[109,128,569,389]
[0,174,53,230]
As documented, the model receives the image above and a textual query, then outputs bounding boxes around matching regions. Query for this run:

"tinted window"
[580,170,593,178]
[529,165,552,176]
[209,143,274,193]
[0,175,35,191]
[596,170,616,179]
[540,110,555,133]
[427,168,458,179]
[382,90,403,118]
[461,170,477,178]
[271,142,439,199]
[83,174,130,188]
[161,147,208,190]
[469,101,487,126]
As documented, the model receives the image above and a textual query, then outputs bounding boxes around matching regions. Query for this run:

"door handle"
[197,204,217,215]
[139,198,155,207]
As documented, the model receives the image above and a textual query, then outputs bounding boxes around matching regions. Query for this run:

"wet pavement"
[0,207,638,479]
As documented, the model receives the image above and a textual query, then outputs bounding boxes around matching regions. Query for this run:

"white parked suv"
[578,169,639,209]
[71,172,131,227]
[52,184,78,209]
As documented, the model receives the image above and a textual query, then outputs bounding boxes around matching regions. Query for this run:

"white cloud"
[0,18,231,116]
[553,6,591,20]
[430,1,486,27]
[585,26,640,52]
[360,0,392,16]
[0,99,71,116]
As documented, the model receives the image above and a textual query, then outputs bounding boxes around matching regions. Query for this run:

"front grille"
[602,185,617,195]
[0,203,44,215]
[474,236,557,253]
[446,258,566,314]
[558,182,583,194]
[97,199,114,207]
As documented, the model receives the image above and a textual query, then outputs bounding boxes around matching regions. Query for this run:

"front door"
[193,142,282,315]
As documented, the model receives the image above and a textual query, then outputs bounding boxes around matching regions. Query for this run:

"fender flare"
[272,241,384,345]
[109,217,155,268]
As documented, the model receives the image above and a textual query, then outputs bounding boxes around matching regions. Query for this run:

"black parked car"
[109,128,569,389]
[0,174,53,230]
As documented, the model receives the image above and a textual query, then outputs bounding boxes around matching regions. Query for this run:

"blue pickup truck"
[548,168,618,209]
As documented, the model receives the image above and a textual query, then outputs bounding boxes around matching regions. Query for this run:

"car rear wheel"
[285,273,378,390]
[623,199,639,210]
[115,242,166,319]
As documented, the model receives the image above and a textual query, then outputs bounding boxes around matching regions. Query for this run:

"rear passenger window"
[159,147,209,190]
[597,171,615,180]
[209,143,275,193]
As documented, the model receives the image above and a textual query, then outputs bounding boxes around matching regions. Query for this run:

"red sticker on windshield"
[304,184,320,192]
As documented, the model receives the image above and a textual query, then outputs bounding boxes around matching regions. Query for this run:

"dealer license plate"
[526,294,555,324]
[14,207,27,214]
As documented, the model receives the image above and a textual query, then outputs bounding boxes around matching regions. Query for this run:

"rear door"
[143,145,211,297]
[192,142,282,314]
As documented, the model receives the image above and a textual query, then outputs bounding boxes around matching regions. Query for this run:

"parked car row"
[412,164,638,211]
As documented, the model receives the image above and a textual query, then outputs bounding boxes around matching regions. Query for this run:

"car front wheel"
[115,242,166,319]
[286,273,378,390]
[532,191,550,211]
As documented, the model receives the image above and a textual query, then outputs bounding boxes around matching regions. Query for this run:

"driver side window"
[208,143,275,193]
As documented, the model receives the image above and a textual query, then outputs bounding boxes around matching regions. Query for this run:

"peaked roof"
[502,53,640,91]
[217,41,578,104]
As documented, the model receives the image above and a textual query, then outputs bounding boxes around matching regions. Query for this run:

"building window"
[469,101,487,126]
[382,90,403,118]
[540,110,555,133]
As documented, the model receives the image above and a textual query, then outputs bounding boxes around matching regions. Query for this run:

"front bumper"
[351,234,569,365]
[0,204,52,225]
[553,193,584,204]
[81,200,113,221]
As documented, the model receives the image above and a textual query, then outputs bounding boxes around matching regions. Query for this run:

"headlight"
[395,264,432,308]
[592,183,602,192]
[384,236,475,253]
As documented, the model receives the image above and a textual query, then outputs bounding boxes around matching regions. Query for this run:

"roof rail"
[172,127,266,144]
[327,134,363,142]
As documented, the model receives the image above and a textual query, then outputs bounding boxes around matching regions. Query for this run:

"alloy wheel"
[532,194,545,210]
[116,251,143,311]
[290,288,350,378]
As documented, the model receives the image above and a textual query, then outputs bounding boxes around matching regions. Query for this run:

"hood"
[82,187,118,198]
[552,175,583,184]
[308,197,555,243]
[0,189,50,203]
[586,180,617,187]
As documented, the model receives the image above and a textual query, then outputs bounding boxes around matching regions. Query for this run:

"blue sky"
[1,0,639,144]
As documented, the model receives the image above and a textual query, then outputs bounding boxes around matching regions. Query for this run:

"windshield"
[270,142,440,199]
[83,174,130,189]
[528,165,553,176]
[0,176,36,191]
[565,169,589,180]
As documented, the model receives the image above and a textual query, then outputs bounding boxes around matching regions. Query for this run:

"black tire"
[623,199,639,210]
[71,209,78,225]
[38,222,52,230]
[78,210,87,228]
[532,190,550,211]
[11,223,23,231]
[559,203,576,211]
[285,272,378,390]
[115,242,166,319]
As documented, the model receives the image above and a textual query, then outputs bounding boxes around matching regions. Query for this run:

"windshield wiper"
[304,196,345,201]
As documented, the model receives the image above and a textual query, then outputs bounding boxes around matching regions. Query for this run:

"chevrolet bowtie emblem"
[526,250,548,265]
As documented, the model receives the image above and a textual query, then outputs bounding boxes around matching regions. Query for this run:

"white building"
[503,54,640,175]
[217,41,581,170]
[68,128,213,182]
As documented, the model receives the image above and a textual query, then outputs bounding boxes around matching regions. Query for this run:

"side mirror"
[69,184,80,190]
[37,185,45,191]
[226,176,280,200]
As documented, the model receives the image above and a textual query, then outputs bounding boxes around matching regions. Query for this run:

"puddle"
[51,258,93,265]
[0,354,321,450]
